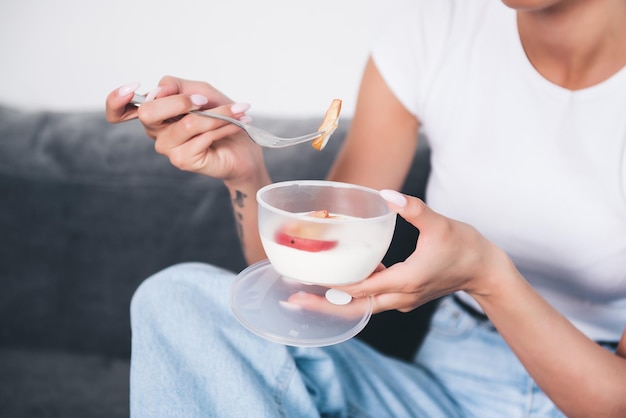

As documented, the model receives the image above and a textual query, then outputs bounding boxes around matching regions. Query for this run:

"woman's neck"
[517,0,626,90]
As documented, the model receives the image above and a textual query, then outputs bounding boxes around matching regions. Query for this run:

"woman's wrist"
[464,238,520,301]
[223,167,271,265]
[223,139,271,190]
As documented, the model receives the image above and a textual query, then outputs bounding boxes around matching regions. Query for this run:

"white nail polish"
[239,115,253,124]
[144,87,161,102]
[380,189,407,207]
[325,289,352,305]
[190,94,208,106]
[231,103,251,114]
[117,82,140,97]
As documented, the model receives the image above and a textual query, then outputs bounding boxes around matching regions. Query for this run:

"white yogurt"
[261,232,389,285]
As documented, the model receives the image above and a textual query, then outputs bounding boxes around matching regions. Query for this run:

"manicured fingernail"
[144,87,161,102]
[380,189,407,207]
[325,289,352,305]
[117,82,140,97]
[190,94,208,106]
[230,102,251,114]
[239,115,252,124]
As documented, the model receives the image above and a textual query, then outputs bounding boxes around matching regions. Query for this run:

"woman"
[107,0,626,416]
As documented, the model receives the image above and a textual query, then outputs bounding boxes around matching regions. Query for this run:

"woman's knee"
[130,262,234,322]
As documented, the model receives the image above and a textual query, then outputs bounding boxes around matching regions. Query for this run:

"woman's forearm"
[224,172,271,266]
[470,250,626,417]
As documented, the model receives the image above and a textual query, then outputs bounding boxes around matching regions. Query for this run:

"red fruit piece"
[274,231,338,252]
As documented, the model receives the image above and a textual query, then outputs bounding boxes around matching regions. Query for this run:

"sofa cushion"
[0,107,227,357]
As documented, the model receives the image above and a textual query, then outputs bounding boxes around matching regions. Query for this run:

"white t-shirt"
[372,0,626,342]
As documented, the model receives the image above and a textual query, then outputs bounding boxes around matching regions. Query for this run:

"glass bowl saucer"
[231,259,373,347]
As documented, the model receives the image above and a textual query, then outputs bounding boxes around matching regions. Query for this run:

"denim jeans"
[129,262,566,417]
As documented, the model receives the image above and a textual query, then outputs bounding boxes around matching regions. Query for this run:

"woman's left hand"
[336,190,510,314]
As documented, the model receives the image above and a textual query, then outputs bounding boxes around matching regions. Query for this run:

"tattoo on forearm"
[233,190,247,208]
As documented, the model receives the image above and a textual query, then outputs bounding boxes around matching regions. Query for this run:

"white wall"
[0,0,378,118]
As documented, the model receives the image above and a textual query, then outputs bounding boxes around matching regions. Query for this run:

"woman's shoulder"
[372,0,513,117]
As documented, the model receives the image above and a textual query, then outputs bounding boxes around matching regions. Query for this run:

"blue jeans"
[129,262,566,417]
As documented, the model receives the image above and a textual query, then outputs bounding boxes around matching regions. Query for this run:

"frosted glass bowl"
[257,180,396,285]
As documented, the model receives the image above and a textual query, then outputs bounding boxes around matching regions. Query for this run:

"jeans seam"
[274,356,297,418]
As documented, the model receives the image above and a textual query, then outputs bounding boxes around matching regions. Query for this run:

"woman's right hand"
[105,76,266,184]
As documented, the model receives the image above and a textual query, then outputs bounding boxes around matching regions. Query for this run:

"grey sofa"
[0,104,436,417]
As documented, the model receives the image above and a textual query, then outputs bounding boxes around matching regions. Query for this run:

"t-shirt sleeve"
[371,0,457,119]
